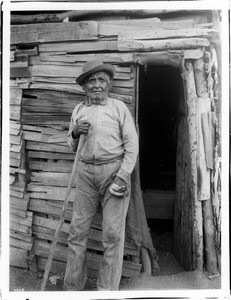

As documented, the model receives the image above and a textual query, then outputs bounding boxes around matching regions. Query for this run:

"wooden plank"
[28,151,75,160]
[10,189,24,198]
[10,230,33,243]
[15,47,38,56]
[197,98,211,201]
[10,207,27,218]
[11,50,15,61]
[10,181,26,192]
[10,141,23,153]
[184,48,205,59]
[27,184,76,202]
[10,237,33,251]
[201,112,213,169]
[10,158,20,168]
[48,134,69,144]
[118,38,210,52]
[10,247,28,268]
[10,67,30,78]
[39,52,134,64]
[28,82,84,95]
[39,21,98,42]
[33,231,68,245]
[29,161,73,173]
[10,128,21,136]
[10,133,22,145]
[32,64,80,78]
[14,54,29,62]
[30,76,77,84]
[193,58,210,98]
[23,88,84,101]
[10,120,21,130]
[10,78,30,89]
[22,124,64,133]
[33,225,68,239]
[10,88,22,105]
[22,105,73,114]
[39,40,118,53]
[31,200,102,230]
[10,212,33,227]
[110,86,133,96]
[98,19,162,37]
[119,28,218,42]
[30,172,71,187]
[11,61,28,68]
[10,141,23,154]
[11,21,98,44]
[29,199,73,221]
[33,215,69,234]
[143,190,175,219]
[109,93,133,104]
[10,167,26,175]
[21,114,70,125]
[10,195,29,211]
[23,130,67,144]
[26,141,71,153]
[10,175,16,185]
[99,18,195,37]
[10,220,31,235]
[11,32,38,45]
[31,64,130,80]
[10,105,21,121]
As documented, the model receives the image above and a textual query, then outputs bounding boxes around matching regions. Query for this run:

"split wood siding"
[9,14,221,275]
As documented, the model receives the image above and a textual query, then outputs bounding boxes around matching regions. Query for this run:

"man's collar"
[84,97,107,106]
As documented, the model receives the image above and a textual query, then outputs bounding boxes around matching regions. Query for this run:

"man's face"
[83,71,110,103]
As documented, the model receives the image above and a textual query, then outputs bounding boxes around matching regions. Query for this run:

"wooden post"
[193,58,218,274]
[183,60,203,271]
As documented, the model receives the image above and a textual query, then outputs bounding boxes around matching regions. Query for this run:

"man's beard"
[88,91,107,104]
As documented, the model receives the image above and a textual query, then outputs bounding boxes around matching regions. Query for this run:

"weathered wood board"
[11,21,98,44]
[10,247,28,268]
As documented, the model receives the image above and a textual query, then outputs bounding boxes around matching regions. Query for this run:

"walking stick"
[41,134,84,291]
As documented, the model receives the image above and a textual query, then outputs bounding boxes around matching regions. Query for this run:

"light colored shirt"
[67,97,139,183]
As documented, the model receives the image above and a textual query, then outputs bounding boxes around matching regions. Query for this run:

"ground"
[9,249,221,293]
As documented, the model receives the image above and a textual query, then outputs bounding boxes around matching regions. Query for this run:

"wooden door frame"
[133,49,206,271]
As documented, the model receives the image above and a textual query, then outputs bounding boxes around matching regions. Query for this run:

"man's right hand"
[72,120,91,139]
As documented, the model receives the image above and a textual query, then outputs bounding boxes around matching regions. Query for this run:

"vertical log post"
[183,60,203,271]
[193,58,218,274]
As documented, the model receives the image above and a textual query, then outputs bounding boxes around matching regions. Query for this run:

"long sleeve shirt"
[67,97,139,183]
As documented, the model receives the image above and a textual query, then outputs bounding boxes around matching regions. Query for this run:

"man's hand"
[109,176,127,198]
[114,176,126,187]
[72,120,91,139]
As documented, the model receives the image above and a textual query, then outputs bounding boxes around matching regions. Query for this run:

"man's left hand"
[109,176,127,198]
[113,176,126,187]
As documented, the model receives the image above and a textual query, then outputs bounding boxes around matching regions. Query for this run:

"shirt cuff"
[116,168,129,184]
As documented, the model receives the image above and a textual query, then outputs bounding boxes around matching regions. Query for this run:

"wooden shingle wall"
[9,13,221,275]
[10,19,140,276]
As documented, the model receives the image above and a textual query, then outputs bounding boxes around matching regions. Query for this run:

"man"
[63,59,139,291]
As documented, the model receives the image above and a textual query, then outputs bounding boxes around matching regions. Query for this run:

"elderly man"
[63,59,139,291]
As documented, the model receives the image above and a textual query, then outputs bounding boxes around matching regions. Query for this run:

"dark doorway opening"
[138,65,184,266]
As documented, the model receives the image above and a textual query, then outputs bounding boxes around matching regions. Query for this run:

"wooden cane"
[41,134,84,291]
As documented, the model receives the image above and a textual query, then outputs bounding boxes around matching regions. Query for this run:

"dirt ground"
[9,249,221,293]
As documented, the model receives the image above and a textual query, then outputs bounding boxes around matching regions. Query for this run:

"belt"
[80,155,123,166]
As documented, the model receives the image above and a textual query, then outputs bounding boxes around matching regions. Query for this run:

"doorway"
[138,64,184,269]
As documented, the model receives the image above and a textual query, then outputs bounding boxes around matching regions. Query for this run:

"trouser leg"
[97,173,131,290]
[63,163,99,290]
